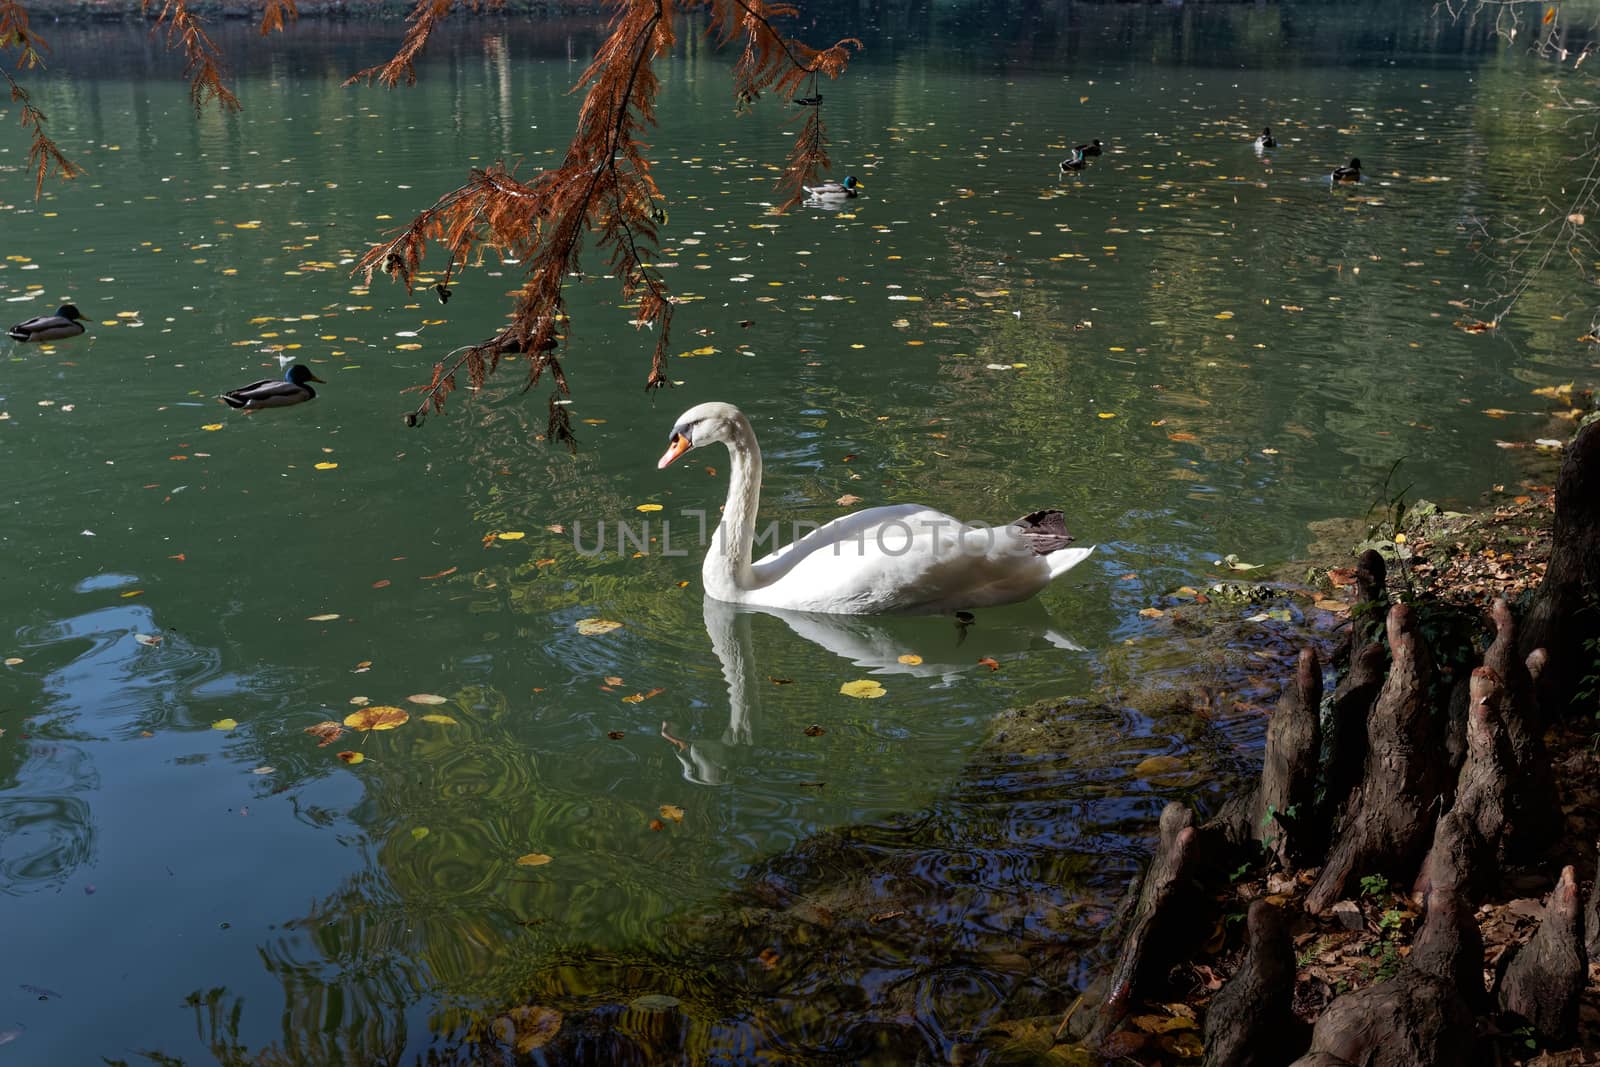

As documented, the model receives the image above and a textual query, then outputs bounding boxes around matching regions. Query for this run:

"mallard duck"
[220,363,325,410]
[1059,149,1087,174]
[1254,127,1277,150]
[802,176,863,200]
[7,304,87,343]
[1332,158,1362,182]
[1074,139,1104,157]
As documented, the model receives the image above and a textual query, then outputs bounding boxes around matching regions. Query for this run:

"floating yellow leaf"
[407,693,448,705]
[343,705,409,731]
[516,852,553,867]
[420,713,458,725]
[1098,412,1118,420]
[1214,311,1234,320]
[411,827,430,841]
[201,423,223,432]
[307,613,340,622]
[3,657,22,666]
[497,531,526,541]
[211,717,238,731]
[896,654,923,665]
[840,679,887,699]
[337,750,364,765]
[1532,382,1575,400]
[576,618,624,636]
[1134,755,1187,778]
[660,804,685,823]
[636,503,664,512]
[314,462,338,471]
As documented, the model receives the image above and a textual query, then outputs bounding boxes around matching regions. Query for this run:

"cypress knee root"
[1255,648,1323,868]
[1202,900,1305,1067]
[1087,802,1219,1047]
[1414,668,1512,901]
[1495,864,1588,1046]
[1307,604,1447,914]
[1321,642,1385,829]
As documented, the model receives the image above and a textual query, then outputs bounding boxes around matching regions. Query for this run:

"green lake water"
[1,3,1595,1061]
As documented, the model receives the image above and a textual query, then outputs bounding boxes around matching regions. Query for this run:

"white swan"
[657,402,1095,614]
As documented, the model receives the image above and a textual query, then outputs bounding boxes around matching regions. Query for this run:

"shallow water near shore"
[0,4,1594,1061]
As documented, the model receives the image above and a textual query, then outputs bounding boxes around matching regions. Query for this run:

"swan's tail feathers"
[1046,545,1095,579]
[1015,509,1075,555]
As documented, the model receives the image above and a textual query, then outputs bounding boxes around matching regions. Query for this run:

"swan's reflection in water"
[670,597,1085,785]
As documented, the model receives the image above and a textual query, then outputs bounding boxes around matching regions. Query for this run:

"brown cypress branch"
[3,68,86,198]
[144,0,241,112]
[0,0,51,69]
[345,0,455,88]
[259,0,298,37]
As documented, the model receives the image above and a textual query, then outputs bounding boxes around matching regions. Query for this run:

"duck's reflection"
[667,597,1085,785]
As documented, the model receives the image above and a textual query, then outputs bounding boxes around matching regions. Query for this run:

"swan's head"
[658,401,747,469]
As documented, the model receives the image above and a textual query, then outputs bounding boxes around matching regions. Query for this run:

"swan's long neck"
[704,417,762,599]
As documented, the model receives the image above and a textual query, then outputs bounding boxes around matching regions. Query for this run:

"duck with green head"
[221,363,326,410]
[803,175,863,200]
[8,304,87,343]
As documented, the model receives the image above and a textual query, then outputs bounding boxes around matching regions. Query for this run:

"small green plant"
[1377,908,1405,933]
[1358,873,1390,899]
[1229,861,1253,884]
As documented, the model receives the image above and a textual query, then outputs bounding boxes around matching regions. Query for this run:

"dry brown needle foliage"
[348,0,859,440]
[1,0,855,442]
[1,0,86,197]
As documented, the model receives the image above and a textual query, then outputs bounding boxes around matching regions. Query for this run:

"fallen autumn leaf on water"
[337,750,364,765]
[211,718,238,731]
[343,705,409,731]
[493,1006,562,1054]
[840,679,887,699]
[659,804,685,823]
[516,852,553,867]
[407,693,448,705]
[305,721,344,746]
[306,613,340,622]
[420,714,458,725]
[897,654,923,665]
[576,618,624,636]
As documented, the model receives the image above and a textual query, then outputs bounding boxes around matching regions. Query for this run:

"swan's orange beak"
[657,432,691,469]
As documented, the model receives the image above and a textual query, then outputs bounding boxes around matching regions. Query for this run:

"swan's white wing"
[743,506,1056,613]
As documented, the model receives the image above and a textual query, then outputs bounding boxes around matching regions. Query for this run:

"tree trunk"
[1495,864,1588,1046]
[1202,900,1306,1067]
[1518,418,1600,716]
[1307,604,1448,914]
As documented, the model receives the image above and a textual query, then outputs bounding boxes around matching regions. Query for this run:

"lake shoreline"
[1056,417,1600,1064]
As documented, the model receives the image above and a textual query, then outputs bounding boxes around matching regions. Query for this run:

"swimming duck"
[1254,127,1276,150]
[220,363,325,410]
[7,304,87,343]
[1074,139,1104,157]
[803,176,863,200]
[1059,149,1087,173]
[1331,158,1361,182]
